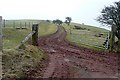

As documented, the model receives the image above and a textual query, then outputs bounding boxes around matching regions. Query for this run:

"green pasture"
[63,23,109,50]
[39,21,57,36]
[3,20,57,49]
[4,20,42,28]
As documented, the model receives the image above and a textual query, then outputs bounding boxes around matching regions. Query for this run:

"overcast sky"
[0,0,119,29]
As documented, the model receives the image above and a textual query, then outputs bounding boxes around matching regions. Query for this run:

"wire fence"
[2,20,41,29]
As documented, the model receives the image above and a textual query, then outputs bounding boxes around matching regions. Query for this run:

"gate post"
[3,19,5,28]
[109,25,116,51]
[0,16,2,80]
[0,16,2,51]
[32,24,38,46]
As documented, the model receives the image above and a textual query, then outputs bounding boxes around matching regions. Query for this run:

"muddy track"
[37,26,118,78]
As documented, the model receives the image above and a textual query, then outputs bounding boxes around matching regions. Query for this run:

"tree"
[65,17,72,25]
[53,20,56,24]
[46,20,51,23]
[52,19,63,25]
[65,17,72,34]
[97,1,120,51]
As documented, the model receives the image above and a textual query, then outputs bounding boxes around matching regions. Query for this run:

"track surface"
[38,26,118,78]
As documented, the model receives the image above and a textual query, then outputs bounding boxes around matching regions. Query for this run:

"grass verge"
[2,45,48,79]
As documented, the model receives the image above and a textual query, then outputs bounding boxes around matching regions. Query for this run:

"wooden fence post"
[0,16,2,51]
[13,21,15,29]
[0,16,2,80]
[3,19,5,28]
[70,25,72,34]
[29,22,30,28]
[25,22,26,28]
[109,25,116,51]
[106,31,110,49]
[32,24,38,46]
[20,22,22,29]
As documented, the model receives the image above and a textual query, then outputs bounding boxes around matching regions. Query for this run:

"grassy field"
[39,21,57,36]
[63,23,109,50]
[2,20,56,79]
[3,20,108,50]
[3,20,57,49]
[3,28,31,49]
[4,20,42,28]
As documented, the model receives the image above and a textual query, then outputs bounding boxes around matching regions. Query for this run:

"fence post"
[20,22,22,29]
[13,21,15,29]
[109,25,116,51]
[25,22,26,28]
[29,22,30,28]
[32,24,38,46]
[3,19,5,28]
[0,16,2,80]
[0,16,2,51]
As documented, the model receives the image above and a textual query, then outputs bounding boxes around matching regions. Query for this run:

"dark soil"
[29,26,119,79]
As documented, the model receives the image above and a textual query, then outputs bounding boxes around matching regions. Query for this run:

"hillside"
[63,23,109,50]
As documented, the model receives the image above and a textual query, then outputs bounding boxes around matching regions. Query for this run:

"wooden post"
[3,19,5,28]
[109,25,116,51]
[70,25,72,34]
[16,31,35,49]
[0,16,2,51]
[25,22,26,28]
[0,16,2,80]
[29,22,30,28]
[13,21,15,29]
[32,24,38,46]
[106,31,110,49]
[20,22,22,29]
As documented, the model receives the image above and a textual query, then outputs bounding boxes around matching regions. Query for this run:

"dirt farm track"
[29,26,119,79]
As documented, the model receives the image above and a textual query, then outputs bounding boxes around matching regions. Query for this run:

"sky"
[0,0,119,29]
